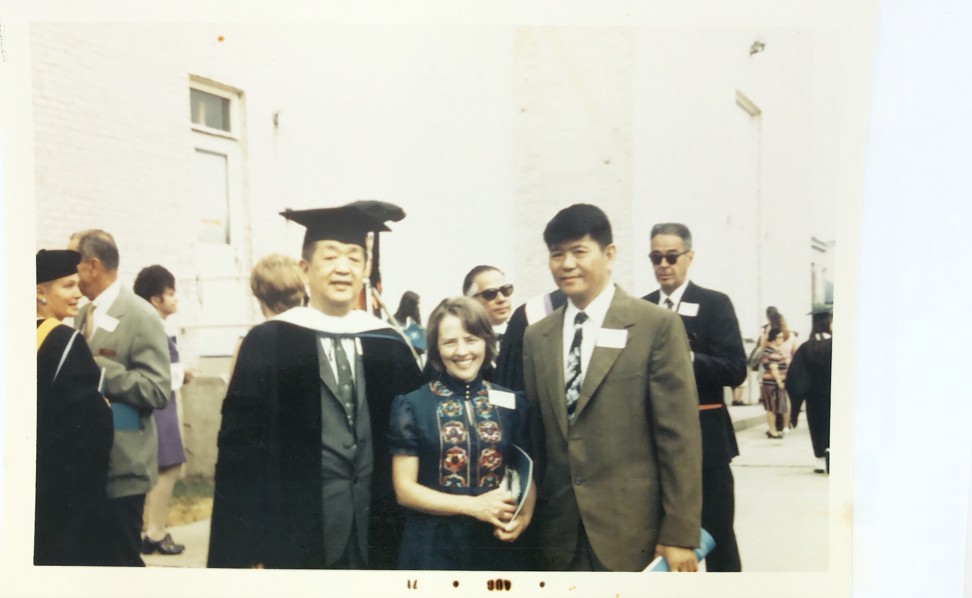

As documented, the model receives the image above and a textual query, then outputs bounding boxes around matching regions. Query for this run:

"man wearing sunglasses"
[462,265,514,340]
[643,222,747,572]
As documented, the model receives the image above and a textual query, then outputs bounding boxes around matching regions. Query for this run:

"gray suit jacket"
[76,286,170,498]
[315,336,372,566]
[524,286,702,571]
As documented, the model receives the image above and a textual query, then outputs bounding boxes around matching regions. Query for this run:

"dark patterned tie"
[332,338,356,425]
[664,298,675,311]
[564,311,588,421]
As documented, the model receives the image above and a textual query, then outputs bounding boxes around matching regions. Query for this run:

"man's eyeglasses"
[476,284,514,301]
[649,250,690,266]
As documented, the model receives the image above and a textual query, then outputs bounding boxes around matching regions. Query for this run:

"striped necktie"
[664,298,675,311]
[564,311,588,422]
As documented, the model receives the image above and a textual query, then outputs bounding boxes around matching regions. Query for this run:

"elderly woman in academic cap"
[35,249,114,566]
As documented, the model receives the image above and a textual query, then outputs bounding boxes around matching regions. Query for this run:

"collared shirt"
[562,283,616,389]
[319,336,358,384]
[657,278,690,311]
[88,280,122,333]
[657,279,695,361]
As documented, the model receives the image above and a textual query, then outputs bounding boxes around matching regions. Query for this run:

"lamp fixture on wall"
[749,40,766,56]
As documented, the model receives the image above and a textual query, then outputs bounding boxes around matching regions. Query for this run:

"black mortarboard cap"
[808,303,833,316]
[36,249,81,284]
[280,201,404,249]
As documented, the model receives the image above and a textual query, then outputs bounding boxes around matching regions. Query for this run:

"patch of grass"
[167,475,214,527]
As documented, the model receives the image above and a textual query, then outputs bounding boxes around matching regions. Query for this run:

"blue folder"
[110,402,142,431]
[644,528,716,572]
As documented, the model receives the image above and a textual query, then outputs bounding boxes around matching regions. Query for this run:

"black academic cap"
[36,249,81,284]
[280,201,403,249]
[347,200,406,225]
[808,303,833,316]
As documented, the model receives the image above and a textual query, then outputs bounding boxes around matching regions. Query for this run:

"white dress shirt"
[657,278,690,311]
[562,283,616,390]
[87,280,122,335]
[319,336,358,384]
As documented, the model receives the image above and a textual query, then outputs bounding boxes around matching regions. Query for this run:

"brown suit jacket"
[523,286,702,571]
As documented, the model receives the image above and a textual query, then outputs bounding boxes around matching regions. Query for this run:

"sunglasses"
[649,250,690,266]
[476,284,514,301]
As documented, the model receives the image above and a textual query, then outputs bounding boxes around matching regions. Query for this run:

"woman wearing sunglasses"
[388,297,535,570]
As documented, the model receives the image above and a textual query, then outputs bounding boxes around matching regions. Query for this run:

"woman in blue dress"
[389,297,536,570]
[133,265,190,555]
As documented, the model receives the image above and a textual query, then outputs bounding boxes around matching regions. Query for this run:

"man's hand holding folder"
[644,529,716,572]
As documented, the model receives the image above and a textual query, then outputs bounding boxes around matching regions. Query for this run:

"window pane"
[190,88,231,132]
[193,149,230,244]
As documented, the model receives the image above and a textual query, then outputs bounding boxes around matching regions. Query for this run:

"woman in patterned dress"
[760,327,789,439]
[388,297,535,570]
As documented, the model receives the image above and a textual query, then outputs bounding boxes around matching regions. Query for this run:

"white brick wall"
[32,22,860,361]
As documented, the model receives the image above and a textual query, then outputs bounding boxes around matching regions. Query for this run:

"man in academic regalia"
[207,202,424,569]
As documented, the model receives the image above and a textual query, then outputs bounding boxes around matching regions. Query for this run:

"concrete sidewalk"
[144,402,768,568]
[142,518,211,568]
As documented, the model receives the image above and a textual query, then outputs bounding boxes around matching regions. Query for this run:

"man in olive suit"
[523,205,702,572]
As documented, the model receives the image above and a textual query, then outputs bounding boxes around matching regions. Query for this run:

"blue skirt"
[398,510,520,571]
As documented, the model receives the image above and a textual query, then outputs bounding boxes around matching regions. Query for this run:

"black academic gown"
[786,336,832,459]
[494,290,567,392]
[35,321,114,566]
[207,312,423,569]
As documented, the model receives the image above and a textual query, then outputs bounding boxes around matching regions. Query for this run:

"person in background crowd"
[759,306,800,360]
[69,230,171,566]
[133,265,191,556]
[760,328,789,439]
[34,249,114,566]
[757,306,799,429]
[389,297,534,570]
[462,265,513,342]
[228,253,308,376]
[493,289,568,391]
[643,222,746,572]
[393,290,426,355]
[523,204,702,572]
[786,306,834,473]
[208,204,423,569]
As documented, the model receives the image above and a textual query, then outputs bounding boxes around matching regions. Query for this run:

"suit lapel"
[536,308,569,438]
[353,340,366,411]
[88,290,129,352]
[574,290,633,419]
[677,282,701,341]
[315,334,341,399]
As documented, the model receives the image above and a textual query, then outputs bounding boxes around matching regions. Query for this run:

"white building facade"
[31,20,862,367]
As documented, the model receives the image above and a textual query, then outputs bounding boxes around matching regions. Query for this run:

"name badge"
[677,302,699,317]
[99,314,120,333]
[488,389,516,409]
[596,328,627,349]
